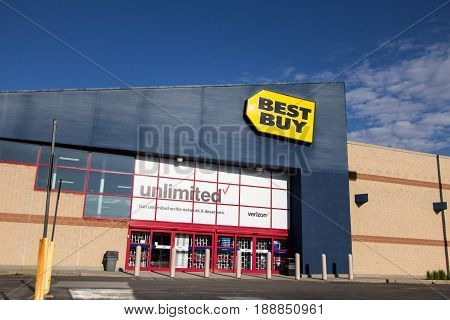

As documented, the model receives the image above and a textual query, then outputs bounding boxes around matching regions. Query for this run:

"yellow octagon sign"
[245,90,316,143]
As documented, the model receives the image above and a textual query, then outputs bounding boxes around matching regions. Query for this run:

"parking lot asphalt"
[1,274,449,300]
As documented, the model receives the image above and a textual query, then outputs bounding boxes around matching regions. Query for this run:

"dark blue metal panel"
[200,83,348,171]
[0,94,5,130]
[55,91,98,146]
[0,91,98,146]
[0,92,60,142]
[289,173,302,255]
[94,89,146,151]
[0,83,348,172]
[134,87,203,158]
[300,170,352,275]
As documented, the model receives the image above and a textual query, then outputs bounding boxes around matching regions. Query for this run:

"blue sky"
[1,0,449,155]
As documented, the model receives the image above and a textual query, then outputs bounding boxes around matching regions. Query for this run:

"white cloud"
[346,87,378,105]
[237,72,275,84]
[235,40,449,154]
[346,41,450,153]
[293,73,307,81]
[281,67,296,78]
[237,68,334,84]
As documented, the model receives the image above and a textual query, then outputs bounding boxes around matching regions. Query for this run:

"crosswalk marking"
[69,288,135,300]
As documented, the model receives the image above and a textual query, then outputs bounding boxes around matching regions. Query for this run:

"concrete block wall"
[0,163,128,271]
[348,142,450,277]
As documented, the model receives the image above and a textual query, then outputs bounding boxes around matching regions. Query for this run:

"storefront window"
[87,171,132,196]
[36,166,86,192]
[84,194,131,219]
[90,152,134,173]
[0,139,39,164]
[84,153,134,219]
[39,146,88,168]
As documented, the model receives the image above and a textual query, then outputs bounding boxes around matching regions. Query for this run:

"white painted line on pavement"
[69,289,135,300]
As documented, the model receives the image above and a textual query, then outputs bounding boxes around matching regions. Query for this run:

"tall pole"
[51,179,62,241]
[43,119,57,238]
[436,155,449,276]
[34,119,57,300]
[43,178,62,296]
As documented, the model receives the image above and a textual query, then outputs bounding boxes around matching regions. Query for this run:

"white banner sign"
[132,157,289,230]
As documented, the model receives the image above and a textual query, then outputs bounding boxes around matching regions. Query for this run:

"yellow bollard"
[43,241,55,295]
[34,238,49,300]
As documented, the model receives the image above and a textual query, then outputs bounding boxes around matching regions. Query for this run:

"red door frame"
[254,236,272,273]
[149,229,173,271]
[215,233,237,273]
[189,232,214,272]
[125,228,151,271]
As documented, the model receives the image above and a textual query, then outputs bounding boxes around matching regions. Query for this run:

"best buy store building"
[0,83,448,277]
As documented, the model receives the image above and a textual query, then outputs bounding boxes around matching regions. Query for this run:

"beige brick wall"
[0,221,128,270]
[75,226,128,269]
[0,163,128,270]
[348,142,449,184]
[0,163,85,218]
[348,142,450,276]
[0,222,30,266]
[443,188,450,247]
[352,241,446,276]
[350,180,443,239]
[439,155,449,185]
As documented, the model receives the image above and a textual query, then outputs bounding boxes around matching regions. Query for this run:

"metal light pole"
[436,155,449,276]
[51,179,63,242]
[43,178,62,295]
[34,119,57,300]
[43,119,57,238]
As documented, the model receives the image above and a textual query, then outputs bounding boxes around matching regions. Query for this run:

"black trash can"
[103,251,119,272]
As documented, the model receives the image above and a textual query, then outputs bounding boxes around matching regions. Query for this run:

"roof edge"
[0,81,345,94]
[347,140,450,159]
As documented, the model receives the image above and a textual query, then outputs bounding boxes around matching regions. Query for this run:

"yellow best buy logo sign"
[245,90,316,143]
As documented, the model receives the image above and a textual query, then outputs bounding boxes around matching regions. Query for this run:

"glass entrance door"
[174,233,193,269]
[237,237,253,271]
[216,235,235,272]
[127,230,151,271]
[150,232,172,269]
[193,234,213,270]
[255,238,272,271]
[273,239,288,272]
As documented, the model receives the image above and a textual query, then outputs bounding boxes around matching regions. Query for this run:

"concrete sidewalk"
[2,268,449,285]
[56,270,450,285]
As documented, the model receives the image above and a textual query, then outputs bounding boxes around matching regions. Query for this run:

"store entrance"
[127,229,214,272]
[126,228,287,273]
[174,233,213,271]
[215,234,288,274]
